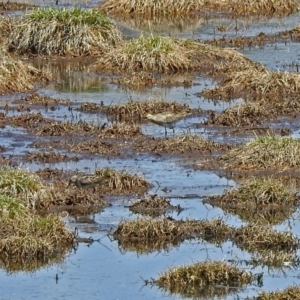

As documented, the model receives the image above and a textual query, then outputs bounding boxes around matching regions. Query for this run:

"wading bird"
[146,111,191,136]
[68,174,109,189]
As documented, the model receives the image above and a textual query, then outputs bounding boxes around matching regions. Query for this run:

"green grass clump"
[0,194,27,218]
[97,35,191,73]
[0,167,41,195]
[8,8,122,55]
[218,136,300,171]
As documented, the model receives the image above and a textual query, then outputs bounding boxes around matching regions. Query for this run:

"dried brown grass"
[248,285,300,300]
[99,0,298,16]
[217,136,300,171]
[202,68,300,100]
[8,8,122,56]
[156,261,253,298]
[95,36,255,74]
[0,48,50,93]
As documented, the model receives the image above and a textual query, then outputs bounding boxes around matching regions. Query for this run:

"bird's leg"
[164,126,167,137]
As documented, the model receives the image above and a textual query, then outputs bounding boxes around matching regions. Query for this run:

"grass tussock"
[26,151,78,164]
[207,177,298,224]
[8,8,122,56]
[201,69,300,100]
[98,0,205,15]
[0,48,50,93]
[156,261,253,298]
[136,133,231,154]
[21,93,71,105]
[113,217,232,245]
[0,166,42,199]
[98,0,298,16]
[0,194,74,260]
[217,136,300,171]
[94,168,151,194]
[206,100,300,126]
[129,194,182,217]
[95,36,254,74]
[116,238,182,254]
[233,225,299,253]
[209,177,297,208]
[248,285,300,300]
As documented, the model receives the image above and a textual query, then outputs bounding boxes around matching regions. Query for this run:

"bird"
[145,111,191,136]
[67,174,109,189]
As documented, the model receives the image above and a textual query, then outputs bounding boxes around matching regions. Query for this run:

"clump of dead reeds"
[206,100,300,126]
[21,93,70,105]
[217,136,300,171]
[209,177,297,208]
[156,261,253,298]
[248,285,300,300]
[98,0,298,16]
[213,0,299,16]
[0,194,74,259]
[116,237,182,254]
[205,102,272,126]
[95,36,255,74]
[8,8,122,56]
[207,177,298,225]
[96,35,192,73]
[98,0,205,15]
[139,133,231,154]
[113,217,233,245]
[202,69,300,100]
[0,48,50,93]
[26,151,78,164]
[233,225,299,253]
[95,168,151,194]
[129,194,182,217]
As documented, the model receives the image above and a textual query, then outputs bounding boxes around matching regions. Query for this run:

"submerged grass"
[217,136,300,171]
[8,8,122,56]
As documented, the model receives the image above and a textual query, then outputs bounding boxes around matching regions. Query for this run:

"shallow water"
[1,3,300,300]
